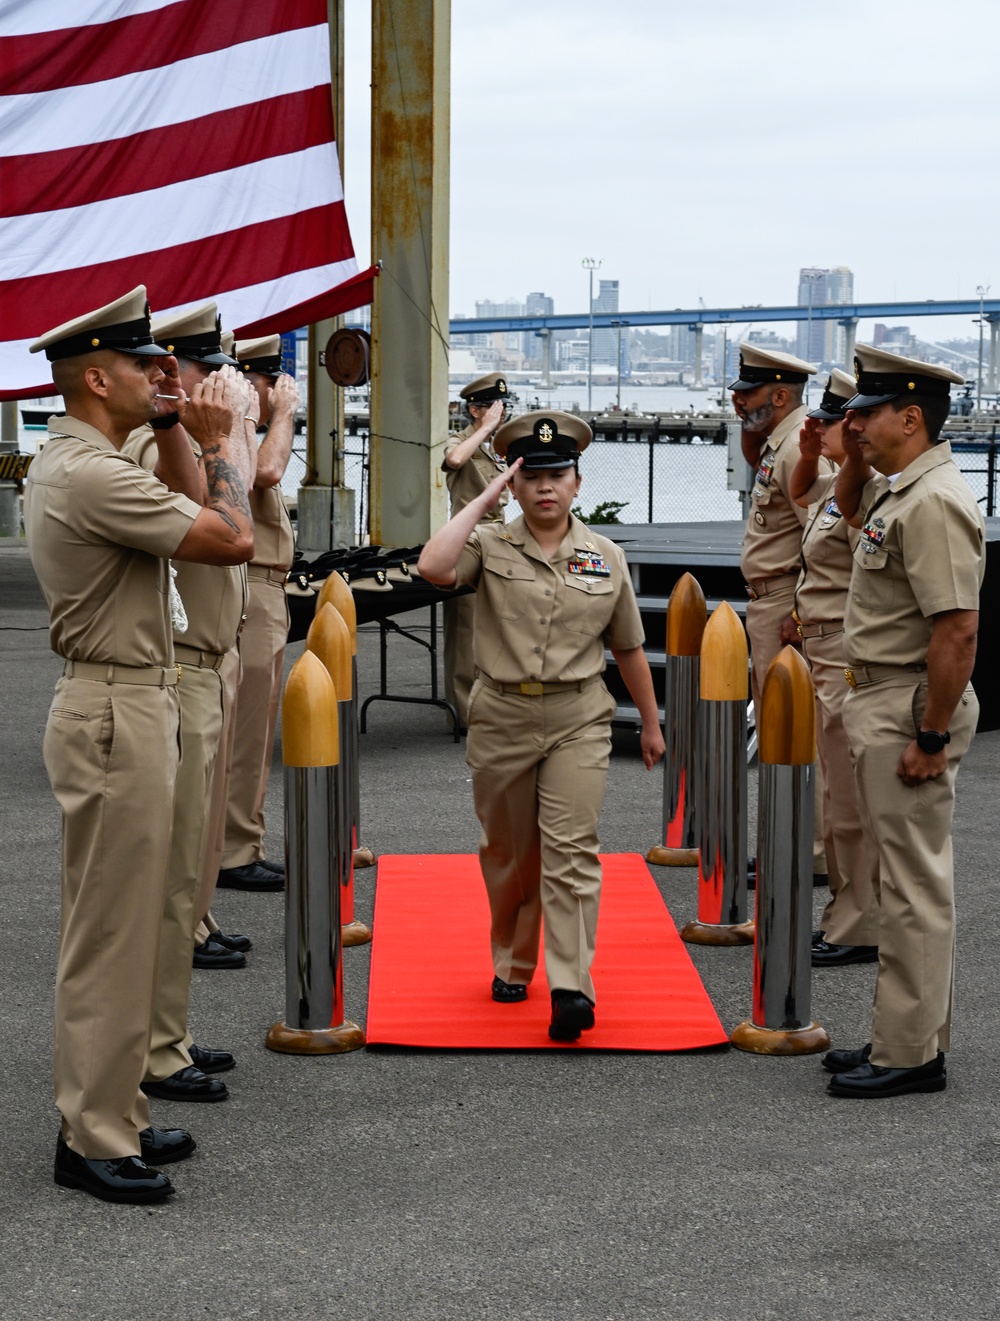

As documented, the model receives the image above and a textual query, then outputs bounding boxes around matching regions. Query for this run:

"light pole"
[976,284,990,415]
[582,257,602,412]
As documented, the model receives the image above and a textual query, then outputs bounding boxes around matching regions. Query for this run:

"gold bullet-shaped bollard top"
[316,571,357,656]
[758,645,816,766]
[282,651,340,767]
[699,601,748,701]
[306,603,354,703]
[666,572,707,658]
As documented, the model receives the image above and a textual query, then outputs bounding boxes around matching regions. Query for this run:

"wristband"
[916,728,951,755]
[150,412,180,430]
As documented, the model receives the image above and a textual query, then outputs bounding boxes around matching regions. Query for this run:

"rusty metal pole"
[681,602,753,946]
[266,651,364,1055]
[369,0,451,548]
[647,573,705,868]
[732,647,830,1055]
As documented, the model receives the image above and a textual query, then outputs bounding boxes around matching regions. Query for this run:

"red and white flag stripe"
[0,0,374,399]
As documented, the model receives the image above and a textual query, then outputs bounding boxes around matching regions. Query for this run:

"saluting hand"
[181,370,234,446]
[798,416,824,460]
[840,416,865,464]
[267,372,299,419]
[481,456,521,512]
[480,400,505,435]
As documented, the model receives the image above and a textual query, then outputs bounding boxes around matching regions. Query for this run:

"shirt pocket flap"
[484,559,535,583]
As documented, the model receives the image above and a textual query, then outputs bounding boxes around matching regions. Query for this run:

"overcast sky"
[342,0,997,342]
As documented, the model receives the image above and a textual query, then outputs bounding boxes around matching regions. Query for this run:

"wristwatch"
[916,728,951,754]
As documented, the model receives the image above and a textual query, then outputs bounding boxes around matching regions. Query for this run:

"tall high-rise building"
[795,265,854,365]
[591,279,620,367]
[523,291,554,363]
[476,297,524,355]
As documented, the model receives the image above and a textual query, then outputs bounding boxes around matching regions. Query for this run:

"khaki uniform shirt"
[443,425,508,522]
[844,442,985,669]
[794,472,859,626]
[740,406,831,582]
[454,514,644,683]
[249,483,294,572]
[125,428,247,654]
[24,417,200,664]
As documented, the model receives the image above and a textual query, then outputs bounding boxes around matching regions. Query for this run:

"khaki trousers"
[843,678,978,1068]
[221,576,287,868]
[465,678,617,1002]
[146,664,224,1081]
[195,646,242,938]
[443,591,476,729]
[802,632,879,947]
[746,587,827,872]
[44,676,180,1159]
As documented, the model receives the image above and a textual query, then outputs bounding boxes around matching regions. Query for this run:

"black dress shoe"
[811,929,825,946]
[822,1042,872,1074]
[257,857,285,876]
[827,1052,946,1098]
[141,1065,228,1103]
[812,938,879,967]
[138,1126,196,1164]
[54,1137,173,1204]
[193,935,247,969]
[209,928,252,953]
[217,862,284,892]
[548,989,596,1042]
[491,975,527,1003]
[189,1043,236,1075]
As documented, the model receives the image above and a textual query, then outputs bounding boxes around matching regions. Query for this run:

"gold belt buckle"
[844,668,856,687]
[519,682,544,696]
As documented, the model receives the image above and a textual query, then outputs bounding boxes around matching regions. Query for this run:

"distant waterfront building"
[523,291,554,364]
[795,265,854,365]
[592,280,624,369]
[475,297,525,364]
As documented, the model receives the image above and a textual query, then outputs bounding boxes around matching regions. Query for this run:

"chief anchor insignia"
[538,423,553,443]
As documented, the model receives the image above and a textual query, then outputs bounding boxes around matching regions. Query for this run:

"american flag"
[0,0,374,398]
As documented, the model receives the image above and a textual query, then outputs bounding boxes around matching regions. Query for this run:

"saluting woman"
[418,411,664,1042]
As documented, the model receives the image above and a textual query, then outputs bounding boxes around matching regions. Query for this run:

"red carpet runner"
[365,853,728,1050]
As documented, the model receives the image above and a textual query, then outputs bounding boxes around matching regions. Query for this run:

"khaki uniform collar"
[765,404,808,453]
[47,414,118,452]
[884,440,953,495]
[500,512,592,565]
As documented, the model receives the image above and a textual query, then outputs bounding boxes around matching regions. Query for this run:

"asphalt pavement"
[1,539,998,1321]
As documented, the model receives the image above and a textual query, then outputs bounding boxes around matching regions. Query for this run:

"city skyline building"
[795,265,854,365]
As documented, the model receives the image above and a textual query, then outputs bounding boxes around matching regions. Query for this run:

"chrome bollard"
[647,572,706,868]
[732,646,830,1055]
[265,651,364,1055]
[681,602,754,946]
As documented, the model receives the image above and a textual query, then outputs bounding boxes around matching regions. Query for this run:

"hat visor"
[728,377,769,393]
[187,350,240,367]
[843,391,899,411]
[118,343,172,358]
[513,452,578,470]
[807,405,847,421]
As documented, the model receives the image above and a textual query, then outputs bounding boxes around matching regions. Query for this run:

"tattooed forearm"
[202,444,252,532]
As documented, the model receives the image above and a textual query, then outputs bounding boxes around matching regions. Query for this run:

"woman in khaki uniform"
[787,370,879,967]
[441,372,510,730]
[419,412,664,1042]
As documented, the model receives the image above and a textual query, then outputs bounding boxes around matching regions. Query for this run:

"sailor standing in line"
[123,302,254,1105]
[418,412,664,1042]
[216,335,298,894]
[731,343,829,882]
[441,372,510,731]
[25,288,253,1203]
[823,346,983,1099]
[787,369,880,967]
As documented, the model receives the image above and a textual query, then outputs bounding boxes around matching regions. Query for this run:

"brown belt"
[798,620,844,640]
[247,566,289,584]
[745,573,798,601]
[479,674,600,697]
[62,660,179,687]
[173,643,227,671]
[844,662,927,688]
